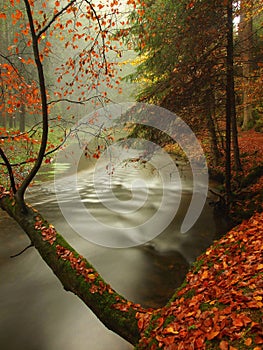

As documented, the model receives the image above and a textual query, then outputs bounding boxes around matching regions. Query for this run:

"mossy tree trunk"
[0,195,141,346]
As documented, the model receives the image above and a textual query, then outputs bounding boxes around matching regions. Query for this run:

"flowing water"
[0,158,228,350]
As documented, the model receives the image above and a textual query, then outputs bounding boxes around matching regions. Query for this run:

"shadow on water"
[0,160,229,349]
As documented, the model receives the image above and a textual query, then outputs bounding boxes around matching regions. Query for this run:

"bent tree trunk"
[0,195,141,346]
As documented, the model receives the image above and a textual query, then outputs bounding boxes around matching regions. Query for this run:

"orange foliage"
[0,0,141,188]
[0,63,41,116]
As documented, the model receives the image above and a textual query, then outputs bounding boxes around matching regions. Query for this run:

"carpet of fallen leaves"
[204,129,263,176]
[136,212,263,350]
[229,130,263,220]
[238,130,263,175]
[204,129,263,220]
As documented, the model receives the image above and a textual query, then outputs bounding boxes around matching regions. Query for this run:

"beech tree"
[1,1,263,349]
[0,0,144,344]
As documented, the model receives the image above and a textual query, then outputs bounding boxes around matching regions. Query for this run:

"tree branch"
[15,0,50,209]
[36,0,77,40]
[47,95,103,105]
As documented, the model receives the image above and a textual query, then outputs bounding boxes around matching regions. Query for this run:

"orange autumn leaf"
[12,9,23,19]
[254,336,263,344]
[201,269,209,279]
[219,340,229,350]
[244,337,252,346]
[206,330,219,340]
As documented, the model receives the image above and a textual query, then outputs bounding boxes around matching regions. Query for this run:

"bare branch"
[10,243,34,258]
[36,0,77,40]
[85,0,108,74]
[47,95,104,105]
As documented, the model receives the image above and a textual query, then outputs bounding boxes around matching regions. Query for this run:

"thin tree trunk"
[207,90,221,166]
[239,0,254,130]
[231,107,242,171]
[15,0,49,210]
[9,116,14,129]
[19,103,26,132]
[225,0,234,210]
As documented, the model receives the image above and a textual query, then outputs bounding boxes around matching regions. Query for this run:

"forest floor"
[137,129,263,349]
[205,129,263,225]
[166,128,263,224]
[228,129,262,222]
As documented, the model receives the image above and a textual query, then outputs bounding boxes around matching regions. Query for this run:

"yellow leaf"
[164,327,179,335]
[201,270,209,279]
[87,273,96,280]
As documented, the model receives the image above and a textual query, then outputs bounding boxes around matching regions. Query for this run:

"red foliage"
[34,217,57,245]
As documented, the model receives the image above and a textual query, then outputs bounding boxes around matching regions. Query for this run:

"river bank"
[136,211,263,350]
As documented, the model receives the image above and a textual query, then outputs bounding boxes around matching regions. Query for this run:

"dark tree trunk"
[239,0,254,130]
[226,1,242,182]
[15,0,50,210]
[207,90,221,166]
[225,0,235,210]
[19,103,26,132]
[231,108,242,171]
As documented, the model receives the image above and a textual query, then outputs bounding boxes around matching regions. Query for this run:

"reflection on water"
[0,160,228,349]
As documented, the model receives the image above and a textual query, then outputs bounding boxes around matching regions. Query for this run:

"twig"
[10,243,34,258]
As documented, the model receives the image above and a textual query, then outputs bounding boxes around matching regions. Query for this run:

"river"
[0,157,228,350]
